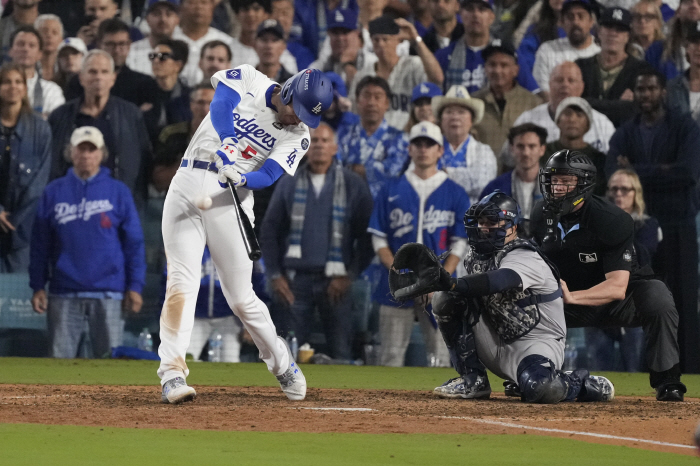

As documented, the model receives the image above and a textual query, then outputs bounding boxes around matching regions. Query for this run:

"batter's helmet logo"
[227,69,242,80]
[311,102,323,114]
[301,138,309,150]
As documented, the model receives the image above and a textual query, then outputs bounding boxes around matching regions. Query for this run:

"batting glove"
[215,159,246,188]
[215,136,239,165]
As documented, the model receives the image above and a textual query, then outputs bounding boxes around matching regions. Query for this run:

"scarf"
[285,163,348,276]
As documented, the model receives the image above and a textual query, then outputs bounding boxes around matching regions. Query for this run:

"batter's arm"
[209,84,242,141]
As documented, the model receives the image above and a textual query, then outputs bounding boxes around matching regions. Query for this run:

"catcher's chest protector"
[465,238,561,343]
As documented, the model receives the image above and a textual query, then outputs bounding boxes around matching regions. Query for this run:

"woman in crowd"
[53,38,87,94]
[403,82,442,132]
[656,0,700,78]
[630,0,667,60]
[514,0,566,75]
[35,14,64,82]
[145,39,192,145]
[668,26,700,126]
[0,64,52,273]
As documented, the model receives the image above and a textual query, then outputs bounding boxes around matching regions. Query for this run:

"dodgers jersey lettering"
[185,65,310,176]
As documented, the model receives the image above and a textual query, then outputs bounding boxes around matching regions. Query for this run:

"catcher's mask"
[464,191,521,256]
[539,149,596,216]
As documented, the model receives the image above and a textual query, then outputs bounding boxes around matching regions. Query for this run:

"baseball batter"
[158,65,333,404]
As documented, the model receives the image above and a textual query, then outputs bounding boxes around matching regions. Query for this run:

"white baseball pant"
[157,164,289,384]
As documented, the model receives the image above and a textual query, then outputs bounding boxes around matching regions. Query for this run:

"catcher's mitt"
[389,243,453,301]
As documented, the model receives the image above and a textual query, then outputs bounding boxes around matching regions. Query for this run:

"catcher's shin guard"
[433,292,485,376]
[517,354,568,404]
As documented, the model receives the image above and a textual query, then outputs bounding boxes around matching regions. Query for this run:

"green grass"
[0,357,698,397]
[1,424,696,466]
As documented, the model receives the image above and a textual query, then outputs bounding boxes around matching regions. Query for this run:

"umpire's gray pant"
[47,297,124,358]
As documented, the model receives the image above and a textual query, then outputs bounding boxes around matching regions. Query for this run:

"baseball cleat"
[433,372,491,399]
[277,338,307,401]
[161,376,196,404]
[656,382,686,402]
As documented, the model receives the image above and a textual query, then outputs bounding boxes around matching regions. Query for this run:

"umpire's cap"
[280,69,333,128]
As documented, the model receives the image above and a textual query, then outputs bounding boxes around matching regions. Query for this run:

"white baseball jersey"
[533,38,601,92]
[185,65,311,177]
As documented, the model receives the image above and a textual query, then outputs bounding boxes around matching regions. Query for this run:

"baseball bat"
[227,181,262,261]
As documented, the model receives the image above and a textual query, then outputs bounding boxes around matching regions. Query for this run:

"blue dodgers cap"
[411,82,442,103]
[324,71,348,98]
[280,69,334,128]
[328,7,358,31]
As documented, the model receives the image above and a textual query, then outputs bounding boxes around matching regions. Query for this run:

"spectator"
[77,0,144,48]
[607,68,700,373]
[153,82,213,191]
[351,15,443,129]
[184,246,243,362]
[433,84,496,201]
[630,0,666,60]
[291,0,360,57]
[49,50,152,206]
[198,40,231,84]
[368,121,469,367]
[513,0,565,56]
[436,0,540,94]
[143,39,191,145]
[271,0,315,69]
[422,0,463,53]
[409,0,433,37]
[309,7,376,93]
[173,0,235,86]
[533,0,600,94]
[127,0,180,76]
[29,126,146,359]
[543,97,607,194]
[254,19,294,83]
[337,76,408,198]
[53,38,87,93]
[479,122,545,220]
[35,14,64,82]
[320,71,358,131]
[667,22,700,125]
[66,18,159,110]
[261,123,373,360]
[473,41,542,162]
[0,0,41,54]
[576,7,649,126]
[655,0,700,78]
[0,63,52,273]
[506,61,615,168]
[404,81,442,131]
[8,26,65,117]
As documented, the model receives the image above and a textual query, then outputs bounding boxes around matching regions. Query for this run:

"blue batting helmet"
[280,69,333,128]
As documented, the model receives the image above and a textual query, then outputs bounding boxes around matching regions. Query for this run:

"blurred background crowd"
[0,0,698,374]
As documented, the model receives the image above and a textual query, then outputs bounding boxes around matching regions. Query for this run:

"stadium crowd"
[0,0,698,377]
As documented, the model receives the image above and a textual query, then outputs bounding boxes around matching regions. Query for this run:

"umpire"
[530,150,686,401]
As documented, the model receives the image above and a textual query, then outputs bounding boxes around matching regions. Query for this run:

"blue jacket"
[290,0,359,56]
[29,167,146,295]
[0,112,52,272]
[48,96,152,206]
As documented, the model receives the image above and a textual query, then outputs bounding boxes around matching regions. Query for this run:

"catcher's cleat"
[656,382,686,402]
[161,376,196,404]
[277,337,307,401]
[433,373,491,399]
[566,371,615,402]
[503,380,521,397]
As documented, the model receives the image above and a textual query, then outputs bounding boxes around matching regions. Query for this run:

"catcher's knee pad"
[517,354,568,404]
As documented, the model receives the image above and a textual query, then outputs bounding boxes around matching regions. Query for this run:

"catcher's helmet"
[280,69,333,128]
[539,149,597,216]
[464,191,521,256]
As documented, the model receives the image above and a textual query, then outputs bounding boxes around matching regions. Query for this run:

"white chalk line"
[2,394,72,399]
[290,407,375,412]
[441,416,695,450]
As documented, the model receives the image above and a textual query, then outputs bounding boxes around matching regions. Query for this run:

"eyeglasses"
[607,186,635,195]
[149,51,173,62]
[632,13,657,22]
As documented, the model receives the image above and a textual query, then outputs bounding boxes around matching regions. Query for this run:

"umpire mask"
[464,191,521,257]
[539,150,597,216]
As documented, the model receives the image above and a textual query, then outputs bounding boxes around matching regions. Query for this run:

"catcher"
[389,191,615,403]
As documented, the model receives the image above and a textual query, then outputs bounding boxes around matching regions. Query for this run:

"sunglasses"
[149,51,173,62]
[607,186,635,195]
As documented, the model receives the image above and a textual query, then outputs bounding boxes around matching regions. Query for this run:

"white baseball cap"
[57,37,87,55]
[555,96,593,124]
[70,126,105,148]
[409,121,443,146]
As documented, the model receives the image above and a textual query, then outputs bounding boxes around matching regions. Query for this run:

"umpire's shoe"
[161,376,196,404]
[656,382,686,402]
[277,337,307,401]
[433,372,491,399]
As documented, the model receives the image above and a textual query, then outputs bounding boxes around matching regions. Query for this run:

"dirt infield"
[1,384,698,455]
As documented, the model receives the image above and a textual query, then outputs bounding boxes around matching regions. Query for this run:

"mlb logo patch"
[227,69,242,80]
[579,253,598,263]
[301,138,309,150]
